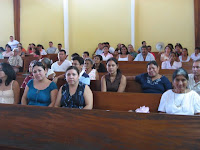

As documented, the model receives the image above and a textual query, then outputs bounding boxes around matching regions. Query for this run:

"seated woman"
[41,58,55,80]
[54,66,93,109]
[18,46,25,57]
[92,55,107,73]
[161,52,182,69]
[116,46,133,61]
[84,58,99,80]
[179,48,190,62]
[160,46,172,62]
[127,61,172,93]
[158,68,200,115]
[0,63,20,104]
[2,44,13,57]
[21,60,37,88]
[101,57,126,92]
[101,46,113,61]
[21,62,58,106]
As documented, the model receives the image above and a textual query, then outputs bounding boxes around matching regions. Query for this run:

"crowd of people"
[1,36,200,116]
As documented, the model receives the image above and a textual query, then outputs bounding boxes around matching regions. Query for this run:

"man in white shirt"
[134,46,155,61]
[190,47,200,61]
[8,48,23,72]
[55,43,64,54]
[46,41,57,54]
[188,59,200,95]
[51,50,72,72]
[8,36,19,50]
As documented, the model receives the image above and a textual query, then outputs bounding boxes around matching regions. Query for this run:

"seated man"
[55,43,64,53]
[188,59,200,95]
[51,50,72,72]
[95,43,104,55]
[8,48,23,72]
[72,56,90,85]
[82,51,90,60]
[134,46,155,61]
[137,41,146,53]
[46,41,57,54]
[53,56,90,85]
[128,44,137,59]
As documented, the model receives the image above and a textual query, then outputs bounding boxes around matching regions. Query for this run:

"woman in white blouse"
[158,68,200,115]
[179,48,190,62]
[161,52,182,69]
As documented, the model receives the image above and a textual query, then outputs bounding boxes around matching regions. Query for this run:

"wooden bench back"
[93,91,161,112]
[0,104,199,149]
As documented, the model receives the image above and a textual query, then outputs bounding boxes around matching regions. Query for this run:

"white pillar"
[131,0,135,48]
[63,0,69,55]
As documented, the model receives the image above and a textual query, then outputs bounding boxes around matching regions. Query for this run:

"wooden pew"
[0,104,199,149]
[93,91,161,112]
[22,56,39,72]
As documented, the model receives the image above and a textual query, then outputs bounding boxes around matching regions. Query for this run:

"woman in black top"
[92,55,107,73]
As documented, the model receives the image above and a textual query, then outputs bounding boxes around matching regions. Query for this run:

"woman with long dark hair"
[0,63,20,104]
[101,57,126,92]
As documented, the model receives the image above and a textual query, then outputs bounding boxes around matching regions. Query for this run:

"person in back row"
[116,46,133,61]
[46,41,57,54]
[54,66,93,109]
[101,58,126,92]
[134,46,155,61]
[101,46,113,61]
[51,50,72,72]
[162,52,182,69]
[190,47,200,61]
[127,61,172,93]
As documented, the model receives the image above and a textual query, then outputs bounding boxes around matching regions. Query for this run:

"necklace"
[173,90,186,108]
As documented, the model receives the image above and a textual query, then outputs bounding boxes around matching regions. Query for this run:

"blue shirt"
[95,49,103,55]
[80,72,90,85]
[27,79,57,106]
[135,73,172,93]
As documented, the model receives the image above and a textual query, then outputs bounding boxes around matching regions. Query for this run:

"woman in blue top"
[21,62,58,106]
[54,66,93,109]
[127,61,172,93]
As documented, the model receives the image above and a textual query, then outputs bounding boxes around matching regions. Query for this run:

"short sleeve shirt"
[135,73,172,93]
[27,79,57,106]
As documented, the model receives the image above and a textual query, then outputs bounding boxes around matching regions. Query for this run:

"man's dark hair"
[141,46,148,50]
[71,53,80,58]
[49,41,53,44]
[59,49,66,54]
[72,56,84,65]
[58,43,62,46]
[142,41,146,44]
[83,51,89,56]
